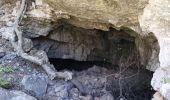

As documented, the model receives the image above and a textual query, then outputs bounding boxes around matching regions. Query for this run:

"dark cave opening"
[32,23,156,100]
[49,58,114,71]
[49,58,155,100]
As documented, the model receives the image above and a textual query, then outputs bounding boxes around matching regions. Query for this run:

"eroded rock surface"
[16,0,158,71]
[32,25,138,66]
[0,0,159,71]
[140,0,170,68]
[0,0,170,99]
[139,0,170,99]
[151,67,170,100]
[44,0,148,31]
[21,74,48,98]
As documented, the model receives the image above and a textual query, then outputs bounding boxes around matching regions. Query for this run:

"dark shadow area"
[108,69,155,100]
[49,58,115,71]
[50,58,155,100]
[39,23,157,100]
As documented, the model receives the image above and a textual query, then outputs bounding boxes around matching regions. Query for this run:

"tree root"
[10,0,72,80]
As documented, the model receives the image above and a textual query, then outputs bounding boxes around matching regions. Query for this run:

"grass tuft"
[0,67,15,73]
[0,78,11,89]
[0,66,15,89]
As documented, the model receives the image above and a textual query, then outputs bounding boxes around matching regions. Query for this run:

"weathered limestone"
[32,25,138,66]
[1,0,170,99]
[0,0,160,73]
[26,0,170,98]
[25,0,149,32]
[151,67,170,100]
[152,92,164,100]
[139,0,170,99]
[44,0,148,31]
[23,0,158,70]
[140,0,170,68]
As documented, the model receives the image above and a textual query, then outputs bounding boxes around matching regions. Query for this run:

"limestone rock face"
[32,24,137,65]
[24,0,148,32]
[140,0,170,68]
[151,67,170,100]
[21,0,149,40]
[44,0,148,31]
[139,0,170,99]
[0,1,164,68]
[26,0,170,98]
[0,0,160,70]
[1,0,170,99]
[21,0,157,70]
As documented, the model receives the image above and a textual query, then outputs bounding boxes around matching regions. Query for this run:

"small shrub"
[0,67,15,89]
[0,78,11,89]
[0,67,15,73]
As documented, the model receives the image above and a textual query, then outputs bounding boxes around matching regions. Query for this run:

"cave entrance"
[32,23,156,100]
[49,58,154,100]
[49,58,113,71]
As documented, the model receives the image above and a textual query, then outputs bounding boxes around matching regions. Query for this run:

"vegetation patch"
[0,67,15,73]
[0,66,15,89]
[161,77,170,84]
[0,78,11,89]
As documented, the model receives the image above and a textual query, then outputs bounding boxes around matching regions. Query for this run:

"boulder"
[0,88,37,100]
[151,67,170,100]
[21,74,48,98]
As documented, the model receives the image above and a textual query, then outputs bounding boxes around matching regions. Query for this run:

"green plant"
[161,77,170,84]
[0,67,15,73]
[0,67,15,89]
[0,78,11,89]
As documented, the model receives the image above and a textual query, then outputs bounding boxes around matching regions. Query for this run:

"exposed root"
[10,0,72,80]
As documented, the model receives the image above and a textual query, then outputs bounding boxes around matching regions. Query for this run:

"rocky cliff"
[0,0,170,99]
[19,0,159,71]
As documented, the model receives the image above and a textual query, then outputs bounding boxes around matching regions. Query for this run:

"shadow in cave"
[49,58,115,71]
[49,58,155,100]
[43,24,157,100]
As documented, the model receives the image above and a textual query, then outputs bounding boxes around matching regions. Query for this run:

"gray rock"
[151,67,170,100]
[21,74,48,97]
[23,38,33,52]
[0,88,37,100]
[3,53,17,60]
[100,93,114,100]
[94,93,114,100]
[0,52,5,58]
[1,27,16,41]
[45,81,75,100]
[0,1,2,7]
[0,53,16,65]
[69,88,80,100]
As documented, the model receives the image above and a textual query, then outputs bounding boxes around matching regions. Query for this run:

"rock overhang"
[2,0,170,99]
